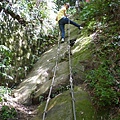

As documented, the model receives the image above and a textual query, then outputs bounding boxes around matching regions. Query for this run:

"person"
[75,0,80,13]
[56,3,83,43]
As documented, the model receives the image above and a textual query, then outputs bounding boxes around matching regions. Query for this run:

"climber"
[75,0,80,13]
[56,3,83,43]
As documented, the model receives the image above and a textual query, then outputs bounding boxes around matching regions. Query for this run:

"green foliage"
[86,62,120,107]
[67,7,76,15]
[0,87,13,120]
[80,0,120,22]
[0,105,17,120]
[80,0,120,35]
[0,45,13,83]
[38,85,70,103]
[0,0,57,86]
[81,0,120,107]
[50,85,70,98]
[85,21,120,107]
[55,0,76,9]
[0,86,11,102]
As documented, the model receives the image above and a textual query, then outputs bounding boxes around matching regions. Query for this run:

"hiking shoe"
[61,38,65,43]
[79,26,83,30]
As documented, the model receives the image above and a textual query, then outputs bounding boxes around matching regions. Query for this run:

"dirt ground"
[0,99,38,120]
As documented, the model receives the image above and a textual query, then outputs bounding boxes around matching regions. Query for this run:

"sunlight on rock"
[72,37,92,54]
[48,101,57,111]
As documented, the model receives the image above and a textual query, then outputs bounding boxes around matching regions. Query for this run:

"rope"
[42,18,77,120]
[42,32,60,120]
[67,19,77,120]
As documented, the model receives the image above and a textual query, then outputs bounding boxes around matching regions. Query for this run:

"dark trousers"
[58,17,80,39]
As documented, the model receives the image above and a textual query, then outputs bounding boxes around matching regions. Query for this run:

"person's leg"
[59,24,65,39]
[69,19,80,28]
[64,17,80,28]
[59,19,65,39]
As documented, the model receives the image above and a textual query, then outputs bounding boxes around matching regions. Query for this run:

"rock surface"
[31,86,97,120]
[12,21,97,120]
[13,43,71,104]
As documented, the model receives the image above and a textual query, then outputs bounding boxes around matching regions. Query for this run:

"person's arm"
[63,9,67,17]
[64,9,69,18]
[56,16,58,21]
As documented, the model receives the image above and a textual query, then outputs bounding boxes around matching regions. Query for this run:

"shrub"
[86,64,119,107]
[0,105,17,120]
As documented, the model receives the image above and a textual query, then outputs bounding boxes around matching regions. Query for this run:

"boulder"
[13,43,70,104]
[31,86,97,120]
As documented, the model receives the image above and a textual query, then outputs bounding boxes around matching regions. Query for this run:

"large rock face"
[13,43,71,104]
[12,18,97,119]
[13,35,92,105]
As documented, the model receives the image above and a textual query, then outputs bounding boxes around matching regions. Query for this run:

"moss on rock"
[32,86,96,120]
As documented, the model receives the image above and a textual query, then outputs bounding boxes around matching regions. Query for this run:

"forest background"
[0,0,120,119]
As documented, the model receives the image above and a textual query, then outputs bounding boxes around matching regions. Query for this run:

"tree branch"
[0,1,26,26]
